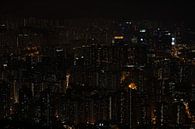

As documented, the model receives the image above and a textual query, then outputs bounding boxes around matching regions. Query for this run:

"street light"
[128,82,137,90]
[128,82,137,129]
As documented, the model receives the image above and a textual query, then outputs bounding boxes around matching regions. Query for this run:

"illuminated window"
[114,36,124,40]
[140,29,146,33]
[171,37,176,45]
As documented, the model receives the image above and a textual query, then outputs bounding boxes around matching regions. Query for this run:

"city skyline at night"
[0,1,195,129]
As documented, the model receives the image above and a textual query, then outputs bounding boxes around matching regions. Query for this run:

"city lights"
[128,82,137,90]
[3,64,7,67]
[114,36,124,39]
[0,16,194,129]
[172,37,176,45]
[120,71,129,83]
[140,29,146,33]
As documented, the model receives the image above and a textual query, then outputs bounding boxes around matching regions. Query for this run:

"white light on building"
[172,37,175,42]
[126,21,132,24]
[3,64,7,67]
[140,29,146,33]
[171,42,175,45]
[56,48,63,52]
[171,37,176,45]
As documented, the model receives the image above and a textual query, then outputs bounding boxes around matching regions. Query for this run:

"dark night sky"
[0,1,195,21]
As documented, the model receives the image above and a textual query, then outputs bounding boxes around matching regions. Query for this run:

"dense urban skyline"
[0,1,195,129]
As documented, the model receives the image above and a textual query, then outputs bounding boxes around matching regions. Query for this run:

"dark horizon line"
[1,12,194,21]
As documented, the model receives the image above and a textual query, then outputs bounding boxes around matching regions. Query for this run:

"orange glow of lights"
[183,102,195,121]
[65,73,71,89]
[114,36,124,40]
[151,109,157,125]
[120,72,126,83]
[120,71,130,83]
[128,82,137,90]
